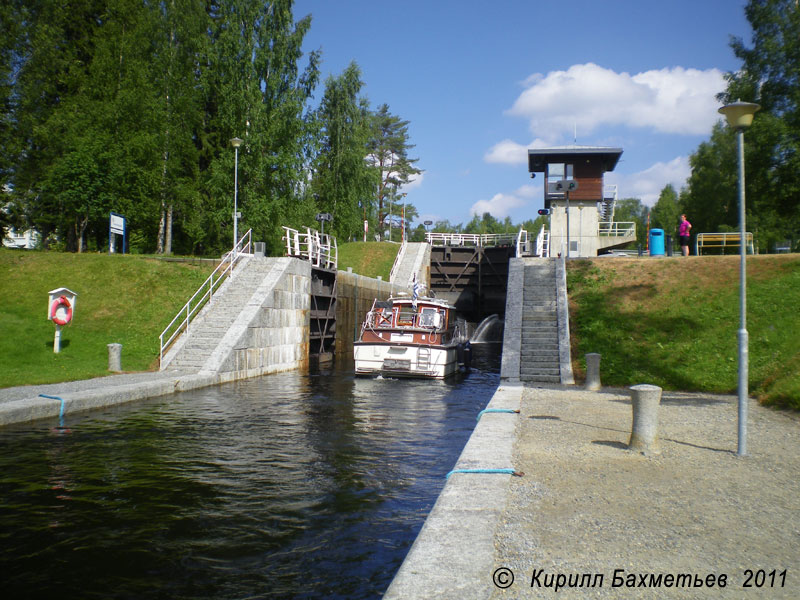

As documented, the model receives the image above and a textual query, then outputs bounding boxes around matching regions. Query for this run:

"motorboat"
[354,294,470,378]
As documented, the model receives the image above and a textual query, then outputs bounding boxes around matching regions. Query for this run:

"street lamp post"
[230,137,243,254]
[718,100,760,457]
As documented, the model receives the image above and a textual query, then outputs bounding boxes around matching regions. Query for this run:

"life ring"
[50,296,73,326]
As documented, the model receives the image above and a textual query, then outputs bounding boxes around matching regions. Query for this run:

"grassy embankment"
[0,249,215,387]
[337,241,399,281]
[568,255,800,409]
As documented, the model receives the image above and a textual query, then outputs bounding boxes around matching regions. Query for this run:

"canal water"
[0,346,501,599]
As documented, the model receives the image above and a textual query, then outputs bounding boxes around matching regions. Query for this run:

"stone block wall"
[217,258,311,382]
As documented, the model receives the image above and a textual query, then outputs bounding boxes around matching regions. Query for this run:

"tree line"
[1,0,797,255]
[0,0,420,254]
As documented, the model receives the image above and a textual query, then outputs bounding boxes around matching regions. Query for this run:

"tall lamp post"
[718,100,760,457]
[230,137,243,254]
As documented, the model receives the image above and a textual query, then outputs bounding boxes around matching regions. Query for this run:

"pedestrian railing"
[282,226,338,270]
[159,229,252,368]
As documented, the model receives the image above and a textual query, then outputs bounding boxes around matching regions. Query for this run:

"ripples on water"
[0,346,500,599]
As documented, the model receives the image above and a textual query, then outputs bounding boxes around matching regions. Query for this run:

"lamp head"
[230,137,243,148]
[718,100,760,131]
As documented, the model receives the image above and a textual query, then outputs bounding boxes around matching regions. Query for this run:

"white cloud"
[470,184,540,218]
[401,171,424,190]
[484,138,551,165]
[607,156,691,206]
[508,63,725,140]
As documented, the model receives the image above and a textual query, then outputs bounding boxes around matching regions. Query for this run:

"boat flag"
[412,274,420,308]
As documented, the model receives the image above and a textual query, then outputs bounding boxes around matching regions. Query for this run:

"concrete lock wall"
[335,269,400,359]
[217,258,311,381]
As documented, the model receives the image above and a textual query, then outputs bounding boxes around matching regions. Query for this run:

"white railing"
[535,225,550,258]
[425,231,520,247]
[282,226,337,269]
[515,228,529,257]
[389,240,407,283]
[598,221,636,237]
[159,229,252,368]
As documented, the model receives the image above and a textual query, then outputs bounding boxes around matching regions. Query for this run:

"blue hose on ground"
[446,468,523,479]
[39,394,65,425]
[476,408,519,421]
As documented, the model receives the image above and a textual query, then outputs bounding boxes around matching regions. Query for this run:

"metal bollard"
[628,384,662,455]
[107,343,122,372]
[585,353,601,391]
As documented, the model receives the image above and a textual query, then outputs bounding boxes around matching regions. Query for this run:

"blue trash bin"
[649,229,665,256]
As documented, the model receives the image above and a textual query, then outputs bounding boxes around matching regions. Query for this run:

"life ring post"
[47,287,78,353]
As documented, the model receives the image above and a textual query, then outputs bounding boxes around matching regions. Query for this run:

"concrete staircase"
[167,259,278,371]
[519,260,561,383]
[390,242,431,291]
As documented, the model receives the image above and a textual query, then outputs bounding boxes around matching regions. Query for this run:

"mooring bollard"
[585,353,601,391]
[107,343,122,372]
[628,384,662,454]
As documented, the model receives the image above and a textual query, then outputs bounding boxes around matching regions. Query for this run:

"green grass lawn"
[337,241,399,280]
[0,249,215,387]
[567,255,800,409]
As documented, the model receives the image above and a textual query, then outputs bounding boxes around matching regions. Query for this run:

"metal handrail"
[282,226,337,269]
[515,228,529,257]
[159,229,252,367]
[535,225,549,258]
[598,221,636,236]
[425,232,520,247]
[389,240,407,282]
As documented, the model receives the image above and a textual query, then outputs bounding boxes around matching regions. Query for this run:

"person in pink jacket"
[679,214,692,256]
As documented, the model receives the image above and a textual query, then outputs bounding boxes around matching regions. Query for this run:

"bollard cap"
[630,384,662,392]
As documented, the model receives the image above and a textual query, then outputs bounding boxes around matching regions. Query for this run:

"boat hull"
[354,342,459,379]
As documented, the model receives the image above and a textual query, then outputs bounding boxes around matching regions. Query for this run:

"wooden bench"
[696,232,755,255]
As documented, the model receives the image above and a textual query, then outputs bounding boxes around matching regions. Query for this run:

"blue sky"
[293,0,752,228]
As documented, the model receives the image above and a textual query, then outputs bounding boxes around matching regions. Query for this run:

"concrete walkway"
[386,383,799,599]
[0,370,218,426]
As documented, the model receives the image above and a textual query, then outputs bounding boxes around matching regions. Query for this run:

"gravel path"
[491,385,799,599]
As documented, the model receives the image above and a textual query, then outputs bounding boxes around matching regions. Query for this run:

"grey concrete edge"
[556,255,575,385]
[499,258,523,382]
[383,382,523,599]
[0,372,221,427]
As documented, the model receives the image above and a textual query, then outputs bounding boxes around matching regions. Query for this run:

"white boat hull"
[354,343,459,379]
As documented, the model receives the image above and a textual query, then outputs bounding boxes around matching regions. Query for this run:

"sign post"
[109,212,126,254]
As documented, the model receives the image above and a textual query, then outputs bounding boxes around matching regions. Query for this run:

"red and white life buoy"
[50,295,73,326]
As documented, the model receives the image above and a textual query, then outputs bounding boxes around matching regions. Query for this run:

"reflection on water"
[0,347,500,599]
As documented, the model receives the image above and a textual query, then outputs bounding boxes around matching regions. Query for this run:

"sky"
[292,0,753,228]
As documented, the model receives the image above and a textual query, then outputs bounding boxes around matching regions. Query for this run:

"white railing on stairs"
[536,225,550,258]
[159,229,252,368]
[388,240,407,283]
[282,226,337,270]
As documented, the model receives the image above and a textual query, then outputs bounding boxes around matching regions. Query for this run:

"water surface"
[0,347,500,599]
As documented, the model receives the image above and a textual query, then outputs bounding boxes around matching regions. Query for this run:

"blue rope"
[39,394,65,425]
[476,408,519,421]
[446,468,522,479]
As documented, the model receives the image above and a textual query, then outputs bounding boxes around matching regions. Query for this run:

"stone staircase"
[519,260,561,383]
[167,258,278,371]
[390,242,431,291]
